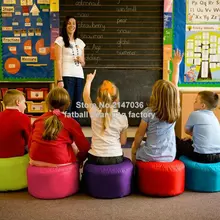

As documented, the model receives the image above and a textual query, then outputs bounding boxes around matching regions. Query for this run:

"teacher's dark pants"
[63,76,84,120]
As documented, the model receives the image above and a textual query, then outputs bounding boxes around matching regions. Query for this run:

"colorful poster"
[164,0,220,86]
[185,25,220,82]
[164,0,173,13]
[0,1,58,82]
[164,13,172,28]
[50,0,59,12]
[163,0,173,81]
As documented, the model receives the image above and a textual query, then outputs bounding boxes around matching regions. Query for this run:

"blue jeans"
[63,77,84,116]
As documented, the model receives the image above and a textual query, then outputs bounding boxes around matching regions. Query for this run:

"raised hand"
[170,49,183,86]
[86,69,96,83]
[57,81,64,88]
[171,49,184,65]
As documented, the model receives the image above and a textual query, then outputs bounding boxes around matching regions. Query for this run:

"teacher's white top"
[55,36,86,79]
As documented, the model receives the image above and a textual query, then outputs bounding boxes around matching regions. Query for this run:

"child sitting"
[29,87,90,167]
[176,91,220,163]
[0,89,31,158]
[83,70,128,165]
[131,49,183,163]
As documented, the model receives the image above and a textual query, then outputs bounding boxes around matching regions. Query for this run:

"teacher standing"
[55,16,86,117]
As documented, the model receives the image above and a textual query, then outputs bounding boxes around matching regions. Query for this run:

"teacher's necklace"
[70,41,79,66]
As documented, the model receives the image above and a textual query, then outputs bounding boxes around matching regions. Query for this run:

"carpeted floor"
[1,190,220,220]
[1,149,220,220]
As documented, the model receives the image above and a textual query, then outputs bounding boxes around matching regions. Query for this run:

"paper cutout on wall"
[4,58,21,74]
[0,0,58,81]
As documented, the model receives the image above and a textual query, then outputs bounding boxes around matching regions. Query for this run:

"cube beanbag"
[0,154,29,191]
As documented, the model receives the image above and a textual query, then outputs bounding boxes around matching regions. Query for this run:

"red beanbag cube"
[136,160,185,196]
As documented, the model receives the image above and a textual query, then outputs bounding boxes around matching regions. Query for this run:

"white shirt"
[55,36,86,78]
[88,105,128,157]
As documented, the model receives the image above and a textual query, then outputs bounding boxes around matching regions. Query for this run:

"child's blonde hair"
[149,80,180,123]
[3,89,25,107]
[198,91,219,110]
[96,80,119,130]
[43,87,70,140]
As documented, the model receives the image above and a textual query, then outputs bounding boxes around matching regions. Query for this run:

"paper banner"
[164,0,173,13]
[50,28,59,60]
[50,0,59,12]
[163,0,173,80]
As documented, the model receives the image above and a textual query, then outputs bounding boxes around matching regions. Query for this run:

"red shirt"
[29,112,90,164]
[0,109,31,158]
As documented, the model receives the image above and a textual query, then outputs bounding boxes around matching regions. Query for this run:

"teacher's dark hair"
[61,16,78,48]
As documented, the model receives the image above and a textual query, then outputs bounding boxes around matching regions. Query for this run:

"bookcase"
[0,83,54,123]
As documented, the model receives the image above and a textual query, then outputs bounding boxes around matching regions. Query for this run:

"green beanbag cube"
[0,154,29,191]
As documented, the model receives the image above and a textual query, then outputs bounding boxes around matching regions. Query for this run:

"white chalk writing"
[85,54,101,64]
[76,13,90,17]
[78,22,105,31]
[116,51,136,55]
[117,29,131,34]
[91,44,101,53]
[81,34,103,39]
[116,6,137,12]
[116,18,127,24]
[75,0,100,6]
[117,38,130,47]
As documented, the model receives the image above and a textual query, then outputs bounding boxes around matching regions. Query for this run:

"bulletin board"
[163,0,220,87]
[0,0,59,82]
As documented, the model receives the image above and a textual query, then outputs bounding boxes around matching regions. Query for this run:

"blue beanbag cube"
[180,156,220,192]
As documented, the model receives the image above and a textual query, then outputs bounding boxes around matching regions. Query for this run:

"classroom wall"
[176,90,220,139]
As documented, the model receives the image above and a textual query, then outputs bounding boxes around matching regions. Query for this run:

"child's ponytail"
[42,110,63,140]
[43,87,70,140]
[100,90,113,130]
[96,80,119,131]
